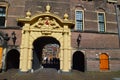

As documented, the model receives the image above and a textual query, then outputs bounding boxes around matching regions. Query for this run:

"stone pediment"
[18,12,74,28]
[17,4,74,31]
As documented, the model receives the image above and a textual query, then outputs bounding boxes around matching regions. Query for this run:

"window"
[0,7,6,26]
[98,13,105,32]
[75,10,84,31]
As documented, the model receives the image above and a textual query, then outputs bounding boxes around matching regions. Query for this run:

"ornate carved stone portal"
[17,5,74,72]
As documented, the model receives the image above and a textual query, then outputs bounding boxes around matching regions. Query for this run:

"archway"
[18,5,74,72]
[100,53,109,70]
[6,49,20,70]
[32,36,60,70]
[72,51,85,72]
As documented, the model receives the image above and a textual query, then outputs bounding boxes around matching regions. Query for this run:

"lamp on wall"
[11,31,17,45]
[77,34,81,48]
[3,31,17,47]
[3,33,10,47]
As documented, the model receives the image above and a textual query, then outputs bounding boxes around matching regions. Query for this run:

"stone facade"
[0,0,120,72]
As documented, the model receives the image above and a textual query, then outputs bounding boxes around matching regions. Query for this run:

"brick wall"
[71,32,119,49]
[5,0,118,34]
[3,0,120,71]
[6,0,27,26]
[72,49,120,71]
[24,0,70,19]
[0,29,22,45]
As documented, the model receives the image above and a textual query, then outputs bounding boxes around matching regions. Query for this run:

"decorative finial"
[64,13,69,20]
[46,4,50,13]
[26,10,31,18]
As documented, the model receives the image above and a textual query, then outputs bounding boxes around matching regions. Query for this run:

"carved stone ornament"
[35,17,60,29]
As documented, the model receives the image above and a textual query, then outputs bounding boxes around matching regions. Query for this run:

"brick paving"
[0,69,120,80]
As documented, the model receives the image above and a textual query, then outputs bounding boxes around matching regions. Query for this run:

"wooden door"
[0,47,3,69]
[100,53,109,70]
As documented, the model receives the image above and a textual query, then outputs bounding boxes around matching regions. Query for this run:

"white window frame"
[75,10,84,31]
[97,12,106,32]
[0,2,9,27]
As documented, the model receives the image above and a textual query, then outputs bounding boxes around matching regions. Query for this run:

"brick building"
[0,0,120,72]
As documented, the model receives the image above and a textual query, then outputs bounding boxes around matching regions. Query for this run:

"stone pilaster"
[20,23,30,72]
[68,29,72,70]
[27,44,33,70]
[62,25,69,72]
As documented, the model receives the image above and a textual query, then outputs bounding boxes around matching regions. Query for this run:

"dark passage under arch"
[6,49,20,70]
[72,51,85,72]
[32,36,60,70]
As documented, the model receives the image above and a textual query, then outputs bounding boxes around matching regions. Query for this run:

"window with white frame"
[0,7,6,26]
[75,10,84,31]
[98,13,105,32]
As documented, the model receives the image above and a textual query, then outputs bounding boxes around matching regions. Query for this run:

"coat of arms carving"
[35,17,60,29]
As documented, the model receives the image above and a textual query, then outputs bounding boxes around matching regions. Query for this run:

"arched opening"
[100,53,109,70]
[32,36,60,70]
[6,49,20,70]
[72,51,85,72]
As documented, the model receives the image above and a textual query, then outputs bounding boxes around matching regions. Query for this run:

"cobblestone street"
[0,69,120,80]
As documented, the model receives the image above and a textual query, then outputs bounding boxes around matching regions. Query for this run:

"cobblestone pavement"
[0,69,120,80]
[61,70,120,80]
[0,69,61,80]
